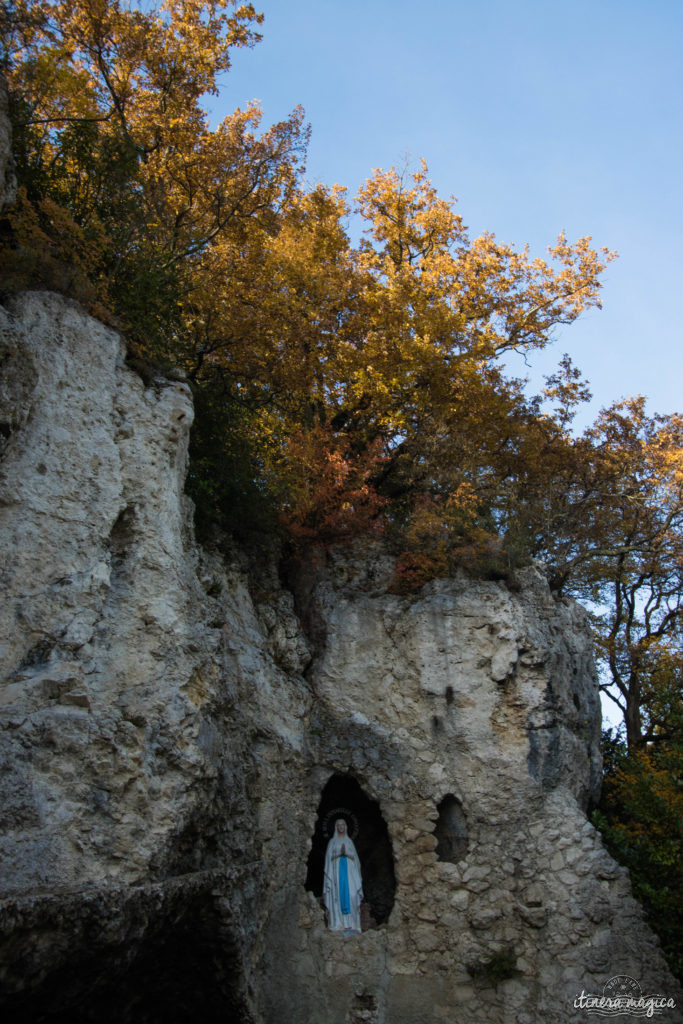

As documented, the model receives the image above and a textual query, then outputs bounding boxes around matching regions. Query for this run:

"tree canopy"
[2,0,680,706]
[1,1,682,975]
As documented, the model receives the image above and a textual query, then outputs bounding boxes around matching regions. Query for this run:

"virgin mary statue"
[323,818,363,933]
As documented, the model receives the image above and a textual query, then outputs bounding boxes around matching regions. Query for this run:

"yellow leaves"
[7,2,638,590]
[9,0,264,152]
[354,161,616,377]
[0,188,112,318]
[357,162,465,284]
[404,485,479,552]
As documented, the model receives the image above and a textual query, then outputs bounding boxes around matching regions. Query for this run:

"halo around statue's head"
[322,807,359,840]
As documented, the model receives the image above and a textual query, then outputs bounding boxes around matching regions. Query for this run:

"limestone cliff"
[0,292,680,1024]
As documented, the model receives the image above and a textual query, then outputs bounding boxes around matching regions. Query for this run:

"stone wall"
[0,291,680,1023]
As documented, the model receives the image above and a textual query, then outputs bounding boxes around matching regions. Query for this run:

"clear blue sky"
[214,0,682,429]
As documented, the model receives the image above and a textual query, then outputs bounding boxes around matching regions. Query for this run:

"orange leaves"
[33,0,263,122]
[392,549,450,593]
[278,427,387,546]
[6,0,308,363]
[7,4,638,607]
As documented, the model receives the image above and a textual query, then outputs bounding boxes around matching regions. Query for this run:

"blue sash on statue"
[339,855,351,915]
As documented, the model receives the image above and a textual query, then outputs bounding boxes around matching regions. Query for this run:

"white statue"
[323,818,363,933]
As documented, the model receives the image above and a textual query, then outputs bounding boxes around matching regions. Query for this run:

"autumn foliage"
[2,0,683,978]
[2,0,679,676]
[0,1,616,560]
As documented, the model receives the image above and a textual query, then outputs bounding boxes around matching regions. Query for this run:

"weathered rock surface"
[0,291,680,1023]
[0,292,279,1020]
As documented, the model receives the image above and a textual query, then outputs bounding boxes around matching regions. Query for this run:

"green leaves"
[595,730,683,980]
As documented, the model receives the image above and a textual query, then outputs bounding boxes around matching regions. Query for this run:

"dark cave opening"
[305,773,396,928]
[0,890,251,1024]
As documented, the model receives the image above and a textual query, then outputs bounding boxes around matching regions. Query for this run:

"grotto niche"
[433,793,468,864]
[305,774,396,930]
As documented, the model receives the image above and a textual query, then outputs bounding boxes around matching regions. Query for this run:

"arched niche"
[305,773,396,928]
[433,794,468,864]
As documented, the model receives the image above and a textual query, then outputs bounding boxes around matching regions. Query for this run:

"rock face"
[0,291,680,1024]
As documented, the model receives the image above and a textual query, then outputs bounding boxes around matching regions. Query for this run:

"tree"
[4,0,681,978]
[1,0,307,349]
[2,2,616,552]
[594,726,683,980]
[586,403,683,750]
[503,396,683,751]
[276,163,615,562]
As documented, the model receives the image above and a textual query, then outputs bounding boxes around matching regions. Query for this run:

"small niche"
[433,794,468,864]
[109,505,136,570]
[305,773,396,928]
